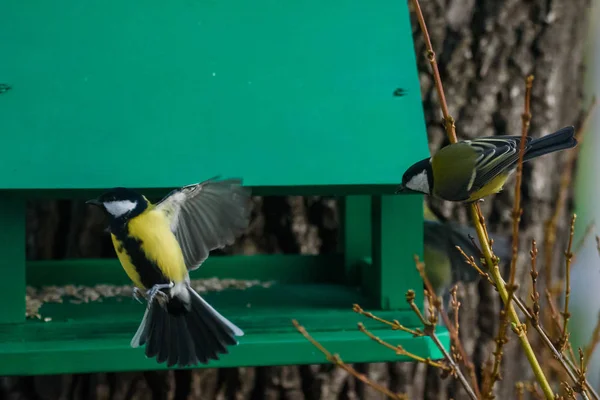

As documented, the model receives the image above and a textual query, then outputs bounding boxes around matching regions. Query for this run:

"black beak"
[395,184,407,194]
[85,199,102,207]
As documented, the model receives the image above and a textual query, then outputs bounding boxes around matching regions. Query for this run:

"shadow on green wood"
[0,197,25,324]
[26,254,345,287]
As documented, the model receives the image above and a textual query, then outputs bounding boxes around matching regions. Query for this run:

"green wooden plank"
[0,328,450,376]
[0,195,25,323]
[26,254,344,287]
[0,0,428,190]
[341,196,372,285]
[0,284,449,375]
[369,195,424,311]
[12,185,402,200]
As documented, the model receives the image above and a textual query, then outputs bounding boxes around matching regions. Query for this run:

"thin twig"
[545,288,579,365]
[545,289,565,335]
[357,322,451,371]
[439,308,481,398]
[450,286,460,336]
[565,357,600,400]
[352,304,424,337]
[559,214,577,353]
[486,304,509,397]
[406,289,431,327]
[409,0,457,144]
[292,320,408,400]
[481,360,494,399]
[468,234,484,257]
[526,382,546,400]
[413,256,482,397]
[509,75,534,286]
[432,332,479,400]
[530,240,541,322]
[584,313,600,369]
[562,382,577,400]
[413,257,442,326]
[425,288,439,325]
[516,382,526,400]
[578,348,588,394]
[456,245,493,284]
[574,221,596,258]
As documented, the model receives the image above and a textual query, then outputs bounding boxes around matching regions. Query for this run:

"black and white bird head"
[396,158,434,195]
[86,187,148,219]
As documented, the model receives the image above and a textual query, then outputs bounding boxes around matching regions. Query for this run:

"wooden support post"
[0,196,26,323]
[369,194,424,310]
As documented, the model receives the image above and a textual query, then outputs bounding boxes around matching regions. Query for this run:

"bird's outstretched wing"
[424,219,512,294]
[467,136,532,191]
[155,177,252,271]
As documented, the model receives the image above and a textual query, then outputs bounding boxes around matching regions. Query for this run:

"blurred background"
[1,0,597,399]
[569,0,600,394]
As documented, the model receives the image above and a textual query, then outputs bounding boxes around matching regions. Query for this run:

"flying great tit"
[397,126,577,202]
[422,203,511,306]
[423,217,511,303]
[86,177,251,367]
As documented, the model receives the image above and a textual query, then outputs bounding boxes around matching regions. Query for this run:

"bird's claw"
[132,287,146,304]
[146,282,174,307]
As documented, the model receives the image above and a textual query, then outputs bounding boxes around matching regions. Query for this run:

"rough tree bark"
[0,1,590,399]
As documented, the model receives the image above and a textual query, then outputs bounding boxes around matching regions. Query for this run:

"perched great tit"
[86,177,251,368]
[397,126,577,202]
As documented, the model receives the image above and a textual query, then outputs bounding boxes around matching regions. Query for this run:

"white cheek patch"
[406,170,430,194]
[104,200,137,217]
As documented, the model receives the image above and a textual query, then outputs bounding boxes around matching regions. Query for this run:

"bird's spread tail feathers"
[524,126,577,161]
[131,286,243,367]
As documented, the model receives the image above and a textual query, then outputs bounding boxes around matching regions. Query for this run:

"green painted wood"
[342,196,372,285]
[369,195,424,310]
[0,328,449,376]
[0,195,25,323]
[0,0,441,371]
[0,284,449,375]
[13,185,403,200]
[26,254,344,287]
[0,0,428,190]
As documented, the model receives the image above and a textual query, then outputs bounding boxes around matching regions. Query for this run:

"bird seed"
[25,278,274,320]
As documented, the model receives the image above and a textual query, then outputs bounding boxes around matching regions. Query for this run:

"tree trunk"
[1,0,590,399]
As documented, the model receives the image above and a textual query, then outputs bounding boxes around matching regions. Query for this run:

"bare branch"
[559,215,577,353]
[292,319,408,400]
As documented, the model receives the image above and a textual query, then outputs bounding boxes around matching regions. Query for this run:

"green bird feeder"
[0,0,449,375]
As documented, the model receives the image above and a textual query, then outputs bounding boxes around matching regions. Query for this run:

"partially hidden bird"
[422,203,512,309]
[397,126,577,202]
[423,206,511,304]
[86,177,252,367]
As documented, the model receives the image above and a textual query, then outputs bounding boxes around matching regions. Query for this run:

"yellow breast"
[467,172,510,202]
[111,208,187,289]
